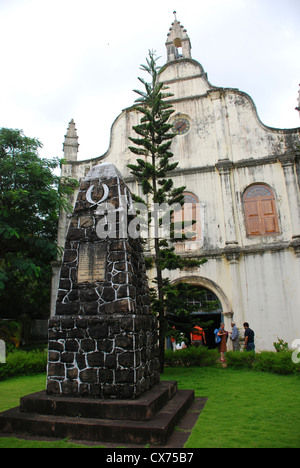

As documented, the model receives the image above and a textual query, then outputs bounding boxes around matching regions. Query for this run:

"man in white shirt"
[230,322,240,351]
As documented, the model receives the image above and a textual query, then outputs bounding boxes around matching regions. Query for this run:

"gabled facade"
[52,18,300,351]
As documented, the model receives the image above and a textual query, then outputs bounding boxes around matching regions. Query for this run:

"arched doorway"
[170,276,232,349]
[188,287,222,349]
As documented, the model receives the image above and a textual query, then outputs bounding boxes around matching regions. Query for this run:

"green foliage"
[225,350,256,369]
[0,128,78,319]
[128,50,184,209]
[254,351,298,375]
[0,321,22,348]
[273,337,289,352]
[128,51,205,372]
[165,348,300,375]
[0,348,47,380]
[165,347,219,367]
[163,280,218,340]
[226,350,300,375]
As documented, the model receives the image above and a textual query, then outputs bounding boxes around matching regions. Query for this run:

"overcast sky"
[0,0,299,161]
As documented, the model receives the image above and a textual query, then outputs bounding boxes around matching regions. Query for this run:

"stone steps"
[0,382,194,445]
[20,381,178,421]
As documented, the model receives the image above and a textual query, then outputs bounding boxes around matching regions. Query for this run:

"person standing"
[243,322,255,352]
[190,325,206,347]
[230,322,240,351]
[217,323,228,362]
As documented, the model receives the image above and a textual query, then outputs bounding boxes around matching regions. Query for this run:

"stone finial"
[63,119,79,161]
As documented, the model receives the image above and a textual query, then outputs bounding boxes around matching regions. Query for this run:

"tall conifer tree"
[128,51,205,372]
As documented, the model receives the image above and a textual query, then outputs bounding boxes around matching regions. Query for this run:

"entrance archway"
[171,276,232,349]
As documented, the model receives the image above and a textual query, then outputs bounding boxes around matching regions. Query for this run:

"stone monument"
[0,163,196,445]
[47,162,160,399]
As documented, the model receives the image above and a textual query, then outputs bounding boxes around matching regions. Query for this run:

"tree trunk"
[154,236,165,374]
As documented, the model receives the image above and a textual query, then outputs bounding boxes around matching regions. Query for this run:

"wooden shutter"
[261,198,279,234]
[244,185,279,237]
[245,199,261,236]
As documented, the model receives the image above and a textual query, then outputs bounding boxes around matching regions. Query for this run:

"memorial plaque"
[78,243,107,283]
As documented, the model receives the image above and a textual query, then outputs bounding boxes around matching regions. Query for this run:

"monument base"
[47,315,160,399]
[0,382,195,446]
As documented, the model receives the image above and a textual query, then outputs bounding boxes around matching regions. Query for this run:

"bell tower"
[166,12,192,62]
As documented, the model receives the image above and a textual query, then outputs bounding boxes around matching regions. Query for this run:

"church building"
[52,17,300,352]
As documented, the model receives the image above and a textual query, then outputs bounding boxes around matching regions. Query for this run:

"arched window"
[243,184,280,237]
[174,37,183,58]
[173,192,202,251]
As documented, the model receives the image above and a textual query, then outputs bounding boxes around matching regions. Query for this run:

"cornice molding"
[171,241,291,263]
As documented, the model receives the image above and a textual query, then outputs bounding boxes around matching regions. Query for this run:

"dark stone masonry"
[0,162,194,446]
[46,163,160,399]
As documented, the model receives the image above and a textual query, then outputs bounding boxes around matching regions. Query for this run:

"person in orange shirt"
[190,325,206,347]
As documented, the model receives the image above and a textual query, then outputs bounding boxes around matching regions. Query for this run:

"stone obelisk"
[47,163,160,399]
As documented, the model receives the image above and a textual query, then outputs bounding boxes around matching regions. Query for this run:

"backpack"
[214,328,221,344]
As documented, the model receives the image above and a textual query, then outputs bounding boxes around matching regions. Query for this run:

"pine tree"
[128,51,206,372]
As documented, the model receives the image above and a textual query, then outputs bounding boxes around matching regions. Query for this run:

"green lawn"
[0,368,300,448]
[162,367,300,448]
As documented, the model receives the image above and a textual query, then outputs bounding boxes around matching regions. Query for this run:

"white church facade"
[52,18,300,352]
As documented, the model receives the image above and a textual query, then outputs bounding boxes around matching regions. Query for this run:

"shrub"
[254,351,298,375]
[273,338,289,352]
[226,350,300,375]
[0,348,47,380]
[225,350,256,369]
[165,346,219,367]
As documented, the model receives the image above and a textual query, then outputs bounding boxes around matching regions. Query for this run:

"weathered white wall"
[165,249,300,351]
[53,51,300,352]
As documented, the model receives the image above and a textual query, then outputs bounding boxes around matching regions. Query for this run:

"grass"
[0,436,97,449]
[0,374,104,448]
[0,368,300,448]
[0,374,47,413]
[162,367,300,448]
